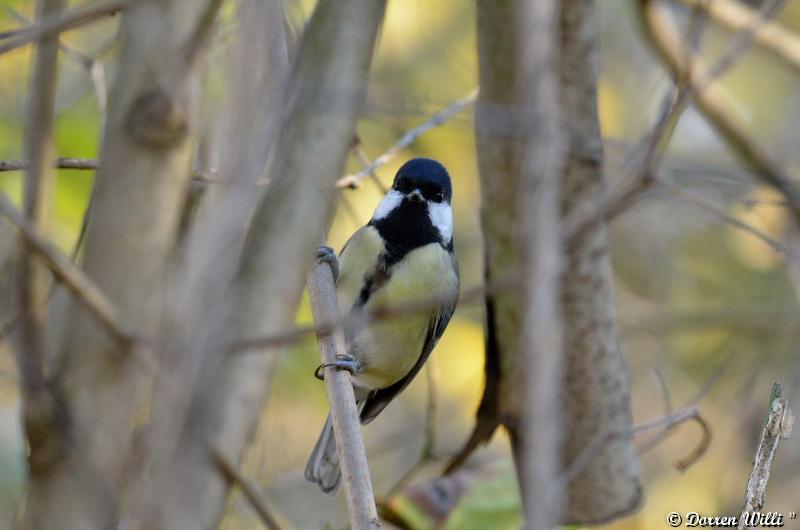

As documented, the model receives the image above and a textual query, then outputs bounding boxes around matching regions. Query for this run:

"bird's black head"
[369,158,454,265]
[391,158,452,204]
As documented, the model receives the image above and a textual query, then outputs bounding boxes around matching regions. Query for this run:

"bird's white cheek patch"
[373,190,403,220]
[428,202,453,242]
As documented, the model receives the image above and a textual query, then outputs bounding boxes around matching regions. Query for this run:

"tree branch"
[675,0,800,73]
[569,0,789,244]
[307,257,380,530]
[0,0,142,55]
[13,0,66,484]
[22,0,218,526]
[210,445,284,530]
[639,0,800,227]
[658,179,800,262]
[335,88,477,189]
[0,191,132,346]
[515,0,567,526]
[0,157,219,182]
[230,273,515,352]
[137,1,387,528]
[738,383,794,529]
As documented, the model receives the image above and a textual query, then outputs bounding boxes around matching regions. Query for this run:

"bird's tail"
[306,396,368,495]
[305,413,342,495]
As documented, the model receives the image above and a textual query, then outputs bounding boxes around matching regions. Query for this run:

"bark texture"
[558,2,642,522]
[22,1,215,528]
[308,261,381,530]
[122,0,386,529]
[449,0,641,524]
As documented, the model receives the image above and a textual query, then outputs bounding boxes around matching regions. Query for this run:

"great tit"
[305,157,460,495]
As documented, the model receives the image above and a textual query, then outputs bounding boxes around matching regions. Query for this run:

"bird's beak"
[408,189,424,203]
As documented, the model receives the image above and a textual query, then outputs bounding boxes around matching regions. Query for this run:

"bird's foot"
[314,354,361,380]
[316,245,340,283]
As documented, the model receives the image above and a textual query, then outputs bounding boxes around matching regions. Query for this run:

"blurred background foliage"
[1,0,799,529]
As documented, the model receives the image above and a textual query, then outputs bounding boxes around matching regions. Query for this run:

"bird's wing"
[335,225,386,312]
[359,256,459,425]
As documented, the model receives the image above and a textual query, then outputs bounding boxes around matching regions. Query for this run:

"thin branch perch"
[0,157,219,182]
[336,88,477,189]
[738,383,794,529]
[307,256,381,530]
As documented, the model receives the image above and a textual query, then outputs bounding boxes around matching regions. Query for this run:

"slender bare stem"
[0,0,143,55]
[0,191,133,346]
[307,258,381,530]
[660,180,799,262]
[17,0,63,405]
[210,445,284,530]
[675,0,800,72]
[738,383,794,529]
[336,89,478,189]
[515,0,567,526]
[0,157,219,182]
[640,0,800,227]
[14,0,65,477]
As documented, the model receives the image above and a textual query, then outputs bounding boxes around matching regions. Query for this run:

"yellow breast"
[347,242,458,389]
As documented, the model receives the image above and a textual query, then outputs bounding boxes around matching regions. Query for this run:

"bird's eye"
[434,191,445,203]
[394,177,409,192]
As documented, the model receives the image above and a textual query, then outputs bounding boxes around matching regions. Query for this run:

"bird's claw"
[316,245,340,282]
[314,354,361,380]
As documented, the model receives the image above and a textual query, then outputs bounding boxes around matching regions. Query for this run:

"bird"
[305,157,460,495]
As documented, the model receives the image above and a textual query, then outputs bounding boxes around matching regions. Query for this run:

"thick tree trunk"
[122,1,387,529]
[22,2,215,528]
[557,1,642,523]
[450,0,642,524]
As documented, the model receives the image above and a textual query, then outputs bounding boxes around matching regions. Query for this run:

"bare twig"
[515,0,567,526]
[640,0,800,227]
[0,157,97,172]
[2,5,109,113]
[570,0,789,243]
[14,0,65,477]
[0,191,133,345]
[210,446,283,530]
[0,0,142,55]
[336,88,477,189]
[16,0,63,406]
[635,406,711,471]
[738,383,794,528]
[702,0,787,81]
[379,361,440,502]
[307,256,381,530]
[558,405,710,489]
[676,0,800,72]
[0,0,142,54]
[0,157,219,182]
[660,179,800,262]
[232,273,516,352]
[653,366,674,415]
[232,185,793,363]
[351,142,388,194]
